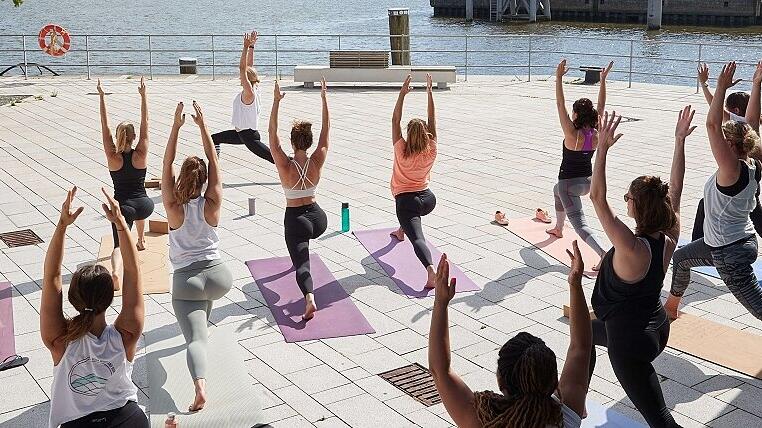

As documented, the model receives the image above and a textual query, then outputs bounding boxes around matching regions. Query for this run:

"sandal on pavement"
[535,208,552,224]
[493,211,510,226]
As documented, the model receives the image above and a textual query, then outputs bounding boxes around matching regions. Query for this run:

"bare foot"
[545,227,563,238]
[111,273,121,292]
[136,239,145,251]
[390,228,405,241]
[302,294,317,321]
[592,258,603,272]
[424,266,436,289]
[189,379,207,412]
[664,295,681,321]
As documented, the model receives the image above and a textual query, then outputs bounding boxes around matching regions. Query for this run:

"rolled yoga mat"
[0,282,16,361]
[505,218,601,277]
[246,254,375,342]
[353,227,481,298]
[146,324,264,427]
[97,232,170,295]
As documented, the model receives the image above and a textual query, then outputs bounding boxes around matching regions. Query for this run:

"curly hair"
[291,121,313,151]
[572,98,598,130]
[629,175,676,235]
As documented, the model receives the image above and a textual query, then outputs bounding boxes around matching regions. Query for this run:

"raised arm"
[105,190,143,361]
[41,187,84,362]
[746,60,762,133]
[311,78,330,168]
[162,103,185,217]
[135,77,149,156]
[709,62,743,185]
[698,63,716,106]
[558,241,591,418]
[268,80,291,168]
[392,75,412,144]
[428,255,481,428]
[597,61,613,114]
[239,32,257,105]
[555,60,576,136]
[667,105,697,241]
[192,101,222,218]
[97,80,116,159]
[426,73,437,140]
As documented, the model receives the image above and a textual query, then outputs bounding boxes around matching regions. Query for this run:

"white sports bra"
[282,159,317,199]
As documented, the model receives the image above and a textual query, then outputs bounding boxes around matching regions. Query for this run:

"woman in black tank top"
[98,78,155,291]
[586,107,697,427]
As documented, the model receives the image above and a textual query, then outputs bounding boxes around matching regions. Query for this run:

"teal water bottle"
[341,202,350,232]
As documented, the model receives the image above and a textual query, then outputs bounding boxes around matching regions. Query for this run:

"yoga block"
[145,178,160,189]
[248,198,256,216]
[148,219,169,234]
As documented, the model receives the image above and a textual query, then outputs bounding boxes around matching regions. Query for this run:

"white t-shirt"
[231,87,261,131]
[49,325,138,428]
[729,112,747,123]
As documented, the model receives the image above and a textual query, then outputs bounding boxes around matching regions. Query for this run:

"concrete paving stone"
[312,382,366,405]
[404,409,454,428]
[300,340,358,373]
[260,403,299,425]
[269,414,315,428]
[348,345,410,375]
[707,408,762,428]
[273,384,334,423]
[0,368,49,414]
[715,381,762,418]
[326,393,417,428]
[383,394,428,416]
[254,340,323,375]
[374,328,428,356]
[288,364,350,395]
[0,401,51,427]
[322,333,384,357]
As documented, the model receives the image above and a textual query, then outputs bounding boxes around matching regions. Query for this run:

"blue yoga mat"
[677,238,762,281]
[584,400,646,428]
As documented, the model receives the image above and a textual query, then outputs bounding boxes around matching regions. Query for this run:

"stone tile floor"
[1,74,762,427]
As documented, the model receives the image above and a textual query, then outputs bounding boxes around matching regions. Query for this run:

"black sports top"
[558,129,595,180]
[110,151,147,201]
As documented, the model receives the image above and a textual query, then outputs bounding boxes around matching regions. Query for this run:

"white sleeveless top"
[231,87,261,131]
[169,196,221,270]
[703,160,759,247]
[282,158,317,199]
[49,325,138,428]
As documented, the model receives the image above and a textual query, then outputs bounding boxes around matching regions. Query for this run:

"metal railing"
[2,33,761,91]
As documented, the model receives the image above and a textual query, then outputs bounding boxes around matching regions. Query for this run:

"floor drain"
[0,229,44,248]
[378,363,441,406]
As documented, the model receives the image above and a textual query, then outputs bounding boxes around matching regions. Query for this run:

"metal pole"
[22,35,28,80]
[528,37,532,82]
[696,44,703,94]
[211,35,215,81]
[628,40,634,89]
[338,35,341,50]
[86,35,91,80]
[148,35,153,80]
[275,35,279,79]
[464,35,469,82]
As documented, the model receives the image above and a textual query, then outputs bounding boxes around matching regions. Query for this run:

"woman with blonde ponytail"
[97,77,155,291]
[429,242,592,428]
[42,187,147,427]
[666,61,762,323]
[390,74,439,288]
[162,101,232,412]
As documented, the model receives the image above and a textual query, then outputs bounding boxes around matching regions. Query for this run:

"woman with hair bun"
[666,62,762,322]
[546,59,613,270]
[97,77,155,290]
[163,101,232,412]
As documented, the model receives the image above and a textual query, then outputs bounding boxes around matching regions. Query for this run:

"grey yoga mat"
[146,324,264,427]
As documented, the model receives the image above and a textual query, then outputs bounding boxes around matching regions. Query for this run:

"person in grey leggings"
[665,61,762,321]
[162,100,232,412]
[547,59,612,269]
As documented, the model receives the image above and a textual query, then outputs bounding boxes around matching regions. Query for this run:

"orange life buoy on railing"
[38,24,71,57]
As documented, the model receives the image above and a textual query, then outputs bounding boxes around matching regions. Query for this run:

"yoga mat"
[583,399,647,428]
[246,254,375,342]
[146,324,264,427]
[676,238,762,282]
[563,306,762,380]
[353,227,481,298]
[0,282,15,361]
[506,218,601,277]
[97,232,170,295]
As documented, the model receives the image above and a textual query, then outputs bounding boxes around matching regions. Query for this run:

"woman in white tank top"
[42,187,147,428]
[162,101,233,412]
[210,30,274,165]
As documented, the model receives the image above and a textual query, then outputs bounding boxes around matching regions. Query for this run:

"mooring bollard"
[388,8,410,66]
[179,57,197,75]
[248,198,256,216]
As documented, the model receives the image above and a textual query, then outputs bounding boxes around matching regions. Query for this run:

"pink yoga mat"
[506,218,602,277]
[246,254,375,342]
[0,282,15,361]
[354,227,482,298]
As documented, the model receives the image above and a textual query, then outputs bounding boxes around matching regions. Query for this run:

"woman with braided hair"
[428,241,592,428]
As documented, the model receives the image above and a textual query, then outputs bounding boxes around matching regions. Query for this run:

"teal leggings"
[171,259,233,380]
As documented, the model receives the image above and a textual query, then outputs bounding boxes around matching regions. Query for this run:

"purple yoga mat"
[354,227,481,298]
[0,282,15,361]
[246,254,375,342]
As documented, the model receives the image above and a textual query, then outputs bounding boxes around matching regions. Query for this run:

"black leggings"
[589,311,680,428]
[111,196,154,248]
[211,129,274,163]
[692,197,762,241]
[284,203,328,295]
[61,401,148,427]
[395,189,437,267]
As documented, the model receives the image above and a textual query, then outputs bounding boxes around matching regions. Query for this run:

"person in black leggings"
[269,78,330,321]
[395,190,436,268]
[587,108,695,427]
[97,78,155,291]
[212,31,274,164]
[61,401,148,427]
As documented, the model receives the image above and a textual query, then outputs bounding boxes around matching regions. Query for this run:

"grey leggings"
[171,259,233,380]
[553,177,606,256]
[671,235,762,320]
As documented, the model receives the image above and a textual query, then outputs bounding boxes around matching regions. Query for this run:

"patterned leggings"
[553,177,607,257]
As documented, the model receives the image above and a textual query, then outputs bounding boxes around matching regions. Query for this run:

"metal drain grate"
[0,229,43,248]
[378,363,441,406]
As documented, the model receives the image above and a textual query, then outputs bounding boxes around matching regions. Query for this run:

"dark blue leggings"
[395,189,437,267]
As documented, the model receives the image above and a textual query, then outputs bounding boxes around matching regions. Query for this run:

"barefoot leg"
[302,293,317,321]
[424,265,436,289]
[189,378,207,412]
[135,219,146,250]
[110,247,123,291]
[545,227,564,238]
[390,227,405,241]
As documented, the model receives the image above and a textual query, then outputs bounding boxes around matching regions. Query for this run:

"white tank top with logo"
[49,325,137,428]
[231,87,261,131]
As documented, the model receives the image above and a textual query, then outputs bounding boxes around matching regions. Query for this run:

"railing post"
[696,44,703,94]
[338,35,341,50]
[211,35,215,81]
[464,35,469,82]
[148,35,153,80]
[275,34,279,79]
[22,35,28,80]
[628,40,634,89]
[85,35,91,80]
[527,37,532,82]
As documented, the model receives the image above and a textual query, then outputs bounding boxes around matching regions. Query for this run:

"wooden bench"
[329,50,389,69]
[294,65,456,89]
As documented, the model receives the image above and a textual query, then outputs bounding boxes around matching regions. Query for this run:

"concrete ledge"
[294,65,456,89]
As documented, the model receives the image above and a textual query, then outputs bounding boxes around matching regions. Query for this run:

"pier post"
[466,0,473,21]
[388,8,410,66]
[529,0,538,22]
[647,0,662,30]
[541,0,551,20]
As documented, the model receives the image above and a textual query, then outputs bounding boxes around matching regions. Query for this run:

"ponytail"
[61,265,114,344]
[175,156,207,205]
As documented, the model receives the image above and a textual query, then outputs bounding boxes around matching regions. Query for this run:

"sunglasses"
[624,194,634,203]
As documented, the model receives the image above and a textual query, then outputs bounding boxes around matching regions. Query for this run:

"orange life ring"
[38,24,71,57]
